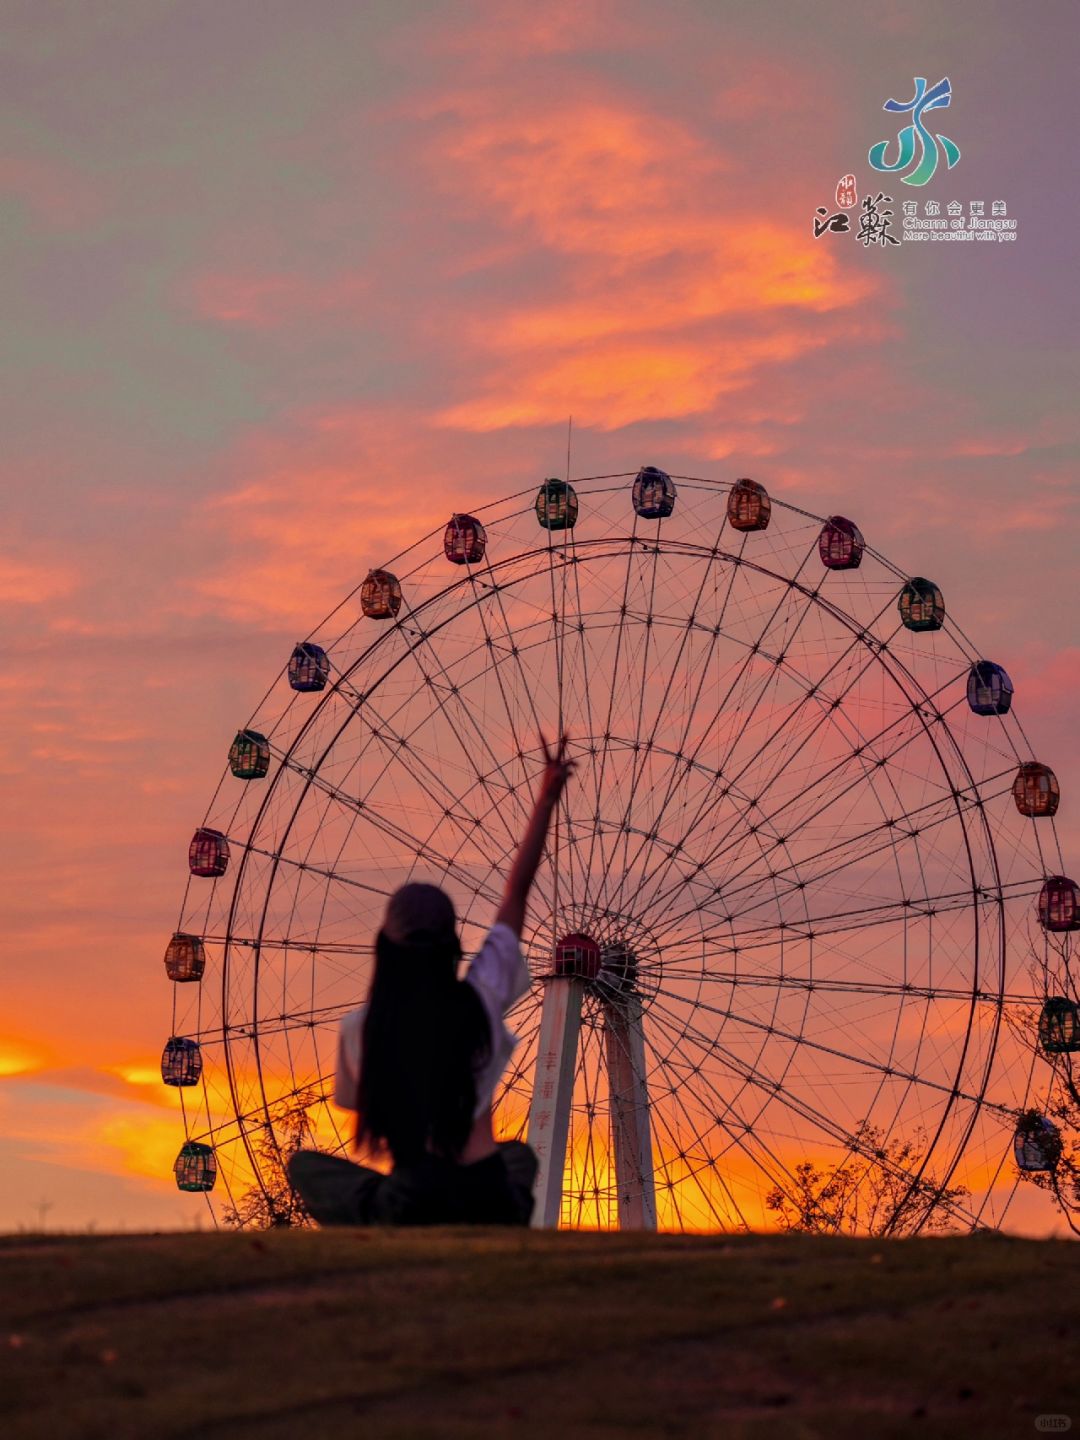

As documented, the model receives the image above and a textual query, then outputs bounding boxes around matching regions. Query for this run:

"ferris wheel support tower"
[528,962,657,1230]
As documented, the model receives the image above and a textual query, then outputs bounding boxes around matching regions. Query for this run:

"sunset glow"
[2,2,1076,1237]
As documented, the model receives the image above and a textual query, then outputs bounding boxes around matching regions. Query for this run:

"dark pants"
[288,1140,538,1228]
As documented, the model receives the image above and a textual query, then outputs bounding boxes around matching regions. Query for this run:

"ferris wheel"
[163,468,1071,1232]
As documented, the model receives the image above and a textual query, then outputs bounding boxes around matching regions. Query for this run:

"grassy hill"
[1,1229,1077,1438]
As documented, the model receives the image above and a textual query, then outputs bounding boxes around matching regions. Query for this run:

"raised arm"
[495,733,575,937]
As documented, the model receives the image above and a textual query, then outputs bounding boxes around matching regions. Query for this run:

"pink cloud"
[0,554,76,605]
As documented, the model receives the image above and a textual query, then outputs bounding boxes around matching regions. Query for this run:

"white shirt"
[333,923,531,1120]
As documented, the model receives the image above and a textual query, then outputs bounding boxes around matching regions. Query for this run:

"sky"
[1,0,1078,1233]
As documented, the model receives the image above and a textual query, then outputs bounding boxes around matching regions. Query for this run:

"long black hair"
[355,929,492,1164]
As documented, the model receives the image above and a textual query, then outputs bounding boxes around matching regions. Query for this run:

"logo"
[808,76,1016,250]
[869,76,960,187]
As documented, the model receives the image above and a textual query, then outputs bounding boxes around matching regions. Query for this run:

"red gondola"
[1038,876,1080,932]
[188,828,229,878]
[444,514,487,565]
[818,516,864,570]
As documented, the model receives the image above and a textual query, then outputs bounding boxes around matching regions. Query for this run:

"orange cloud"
[436,329,848,432]
[0,1036,51,1078]
[423,94,725,256]
[406,88,886,433]
[93,1108,187,1185]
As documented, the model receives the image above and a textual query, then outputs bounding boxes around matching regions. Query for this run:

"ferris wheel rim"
[172,472,1059,1232]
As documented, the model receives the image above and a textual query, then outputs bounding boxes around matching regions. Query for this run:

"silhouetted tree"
[765,1123,969,1236]
[221,1089,319,1230]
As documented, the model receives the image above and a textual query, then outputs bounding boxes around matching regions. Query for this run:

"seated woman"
[288,734,574,1226]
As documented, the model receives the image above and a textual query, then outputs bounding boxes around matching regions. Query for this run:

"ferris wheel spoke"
[570,1025,610,1227]
[689,870,1036,943]
[580,525,649,918]
[602,535,749,919]
[650,982,1009,1120]
[642,627,938,921]
[710,671,970,884]
[189,999,358,1044]
[543,528,567,733]
[712,767,1013,911]
[711,777,1014,927]
[649,676,973,929]
[635,1039,755,1230]
[627,594,881,919]
[280,746,508,911]
[341,671,542,914]
[555,548,608,919]
[241,840,392,901]
[565,536,601,871]
[342,677,524,842]
[190,1071,337,1152]
[687,656,969,891]
[604,532,748,921]
[645,535,828,827]
[643,1001,836,1222]
[469,557,585,933]
[200,935,372,956]
[728,603,909,815]
[646,996,981,1227]
[551,532,584,918]
[465,565,562,811]
[655,964,1035,1007]
[604,518,672,914]
[395,616,535,845]
[474,559,549,740]
[544,530,570,949]
[354,608,540,854]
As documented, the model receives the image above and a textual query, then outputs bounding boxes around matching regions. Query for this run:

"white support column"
[527,974,585,1229]
[604,993,656,1230]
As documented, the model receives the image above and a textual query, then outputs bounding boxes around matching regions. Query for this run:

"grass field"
[1,1228,1076,1439]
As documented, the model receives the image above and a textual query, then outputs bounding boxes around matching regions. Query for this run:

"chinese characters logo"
[807,76,1015,249]
[869,76,960,187]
